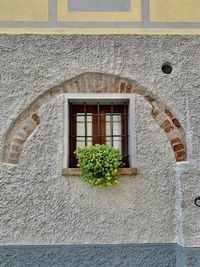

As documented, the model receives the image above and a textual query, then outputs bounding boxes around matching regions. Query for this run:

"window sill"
[61,168,138,176]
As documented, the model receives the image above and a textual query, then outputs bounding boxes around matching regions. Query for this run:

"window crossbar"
[69,102,129,167]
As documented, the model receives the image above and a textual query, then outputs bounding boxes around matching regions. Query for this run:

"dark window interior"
[69,102,129,168]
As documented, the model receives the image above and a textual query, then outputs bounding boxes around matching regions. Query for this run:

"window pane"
[105,113,121,151]
[106,137,111,145]
[76,137,85,148]
[106,114,110,136]
[113,137,122,152]
[113,114,121,136]
[77,137,92,147]
[76,113,92,146]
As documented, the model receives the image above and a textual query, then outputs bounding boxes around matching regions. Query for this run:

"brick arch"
[2,72,186,164]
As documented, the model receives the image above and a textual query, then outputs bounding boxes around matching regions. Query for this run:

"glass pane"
[106,114,111,136]
[113,137,122,152]
[76,137,85,148]
[77,137,92,148]
[113,114,121,136]
[76,113,92,147]
[106,137,111,145]
[87,137,92,146]
[105,113,121,150]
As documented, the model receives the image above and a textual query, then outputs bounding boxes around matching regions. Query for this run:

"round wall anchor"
[194,197,200,207]
[161,62,173,74]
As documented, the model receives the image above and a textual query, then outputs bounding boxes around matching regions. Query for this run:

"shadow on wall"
[2,72,187,165]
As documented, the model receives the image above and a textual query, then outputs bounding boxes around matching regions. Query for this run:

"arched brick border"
[2,72,187,164]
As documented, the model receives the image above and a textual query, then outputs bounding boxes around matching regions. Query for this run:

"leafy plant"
[75,144,122,188]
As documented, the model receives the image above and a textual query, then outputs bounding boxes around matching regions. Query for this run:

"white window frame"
[63,93,136,168]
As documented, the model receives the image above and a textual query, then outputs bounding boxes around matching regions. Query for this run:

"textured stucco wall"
[0,35,200,265]
[0,244,176,267]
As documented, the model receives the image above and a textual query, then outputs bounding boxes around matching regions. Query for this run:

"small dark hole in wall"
[162,63,173,74]
[194,197,200,207]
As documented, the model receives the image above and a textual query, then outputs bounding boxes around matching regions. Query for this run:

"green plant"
[75,144,122,188]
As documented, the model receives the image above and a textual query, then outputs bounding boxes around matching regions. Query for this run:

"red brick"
[176,150,187,161]
[172,118,181,128]
[8,158,18,164]
[49,87,61,97]
[32,114,40,125]
[95,87,104,93]
[173,144,184,152]
[165,127,173,133]
[94,74,102,81]
[14,138,25,145]
[9,151,20,160]
[49,89,53,96]
[17,130,28,140]
[164,109,173,119]
[11,144,21,153]
[160,120,170,129]
[75,80,81,91]
[160,120,174,133]
[101,86,108,93]
[126,84,132,93]
[22,126,32,135]
[120,83,126,93]
[145,95,156,102]
[113,77,119,92]
[171,138,181,145]
[151,110,158,119]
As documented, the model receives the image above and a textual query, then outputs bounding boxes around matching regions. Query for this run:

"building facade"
[0,1,200,267]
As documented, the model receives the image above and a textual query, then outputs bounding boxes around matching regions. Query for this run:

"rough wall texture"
[0,244,176,267]
[0,35,200,266]
[2,72,186,165]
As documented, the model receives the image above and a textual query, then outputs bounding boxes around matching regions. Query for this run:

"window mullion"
[97,102,100,144]
[100,110,105,144]
[92,106,98,145]
[84,102,87,146]
[69,103,77,168]
[122,103,129,167]
[110,102,114,147]
[123,103,127,166]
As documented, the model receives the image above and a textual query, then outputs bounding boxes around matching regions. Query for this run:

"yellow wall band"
[0,0,200,34]
[0,0,48,21]
[150,0,200,22]
[1,28,200,35]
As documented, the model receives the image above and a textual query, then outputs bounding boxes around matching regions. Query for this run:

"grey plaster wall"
[1,244,200,267]
[0,244,176,267]
[68,0,131,11]
[0,35,199,253]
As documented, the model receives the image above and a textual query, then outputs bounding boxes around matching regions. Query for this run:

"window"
[63,94,136,170]
[69,102,129,168]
